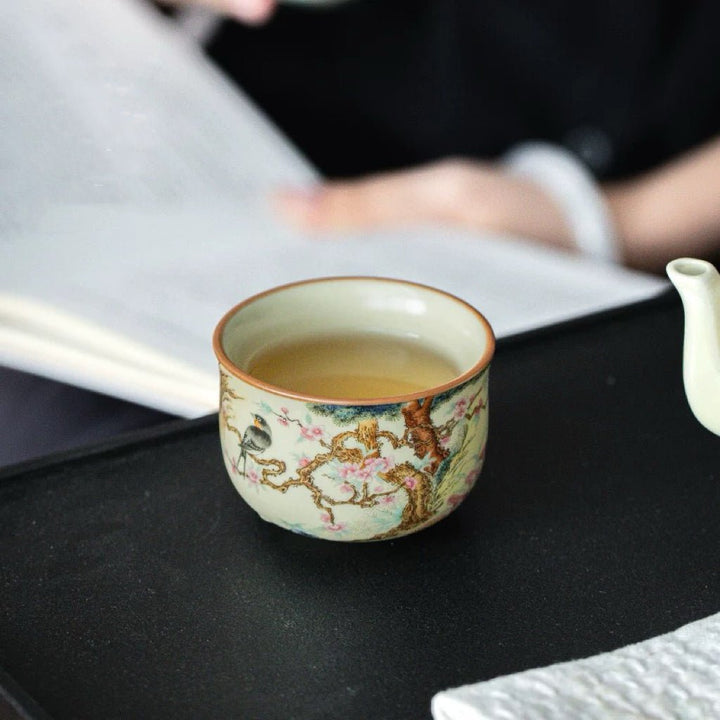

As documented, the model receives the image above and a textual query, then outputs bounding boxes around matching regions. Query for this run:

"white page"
[0,202,666,413]
[0,0,667,415]
[0,0,315,231]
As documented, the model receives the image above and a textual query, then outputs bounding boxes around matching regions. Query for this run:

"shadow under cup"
[213,277,495,542]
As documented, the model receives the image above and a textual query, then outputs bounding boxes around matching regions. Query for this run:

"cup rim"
[212,276,495,406]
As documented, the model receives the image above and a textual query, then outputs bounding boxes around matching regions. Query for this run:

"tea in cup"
[212,277,494,541]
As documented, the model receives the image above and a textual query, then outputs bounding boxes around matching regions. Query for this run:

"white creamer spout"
[667,258,720,436]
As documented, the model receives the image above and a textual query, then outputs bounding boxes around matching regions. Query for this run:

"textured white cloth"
[432,612,720,719]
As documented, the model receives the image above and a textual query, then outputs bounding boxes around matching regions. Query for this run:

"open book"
[0,0,667,417]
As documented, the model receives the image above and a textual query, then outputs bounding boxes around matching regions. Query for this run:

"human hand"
[275,159,575,252]
[158,0,276,24]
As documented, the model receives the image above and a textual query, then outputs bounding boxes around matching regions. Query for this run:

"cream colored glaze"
[667,258,720,436]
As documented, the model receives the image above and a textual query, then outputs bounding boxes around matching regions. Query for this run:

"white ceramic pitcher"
[667,258,720,436]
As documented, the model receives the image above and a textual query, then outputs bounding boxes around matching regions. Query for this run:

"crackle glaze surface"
[218,366,489,541]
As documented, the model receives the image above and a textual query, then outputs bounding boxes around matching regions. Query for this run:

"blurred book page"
[0,0,315,232]
[0,204,666,413]
[0,0,667,415]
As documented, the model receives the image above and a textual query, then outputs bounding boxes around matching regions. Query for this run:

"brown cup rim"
[212,276,495,406]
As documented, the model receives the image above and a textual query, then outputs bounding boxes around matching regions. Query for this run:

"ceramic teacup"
[212,277,494,542]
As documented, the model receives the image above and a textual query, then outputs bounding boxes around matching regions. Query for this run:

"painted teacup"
[212,277,494,542]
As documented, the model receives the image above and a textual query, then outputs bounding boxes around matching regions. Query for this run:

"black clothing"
[0,366,173,468]
[207,0,720,180]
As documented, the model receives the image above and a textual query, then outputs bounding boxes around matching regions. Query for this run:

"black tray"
[2,291,719,720]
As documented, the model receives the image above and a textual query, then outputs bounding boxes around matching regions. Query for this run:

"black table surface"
[1,290,719,720]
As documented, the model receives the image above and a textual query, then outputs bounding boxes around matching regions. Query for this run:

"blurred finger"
[159,0,276,24]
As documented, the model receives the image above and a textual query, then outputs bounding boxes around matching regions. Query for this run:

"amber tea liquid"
[247,332,461,399]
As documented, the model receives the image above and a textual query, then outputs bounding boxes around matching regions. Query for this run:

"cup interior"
[214,277,494,402]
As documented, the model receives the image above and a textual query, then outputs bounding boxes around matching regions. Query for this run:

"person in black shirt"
[172,0,720,272]
[4,0,719,466]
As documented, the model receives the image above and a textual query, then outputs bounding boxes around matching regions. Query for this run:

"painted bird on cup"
[238,413,272,476]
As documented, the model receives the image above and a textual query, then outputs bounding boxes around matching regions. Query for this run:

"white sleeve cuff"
[503,141,620,263]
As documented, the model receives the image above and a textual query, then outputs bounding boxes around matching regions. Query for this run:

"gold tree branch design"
[219,371,245,440]
[248,418,414,526]
[221,379,486,538]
